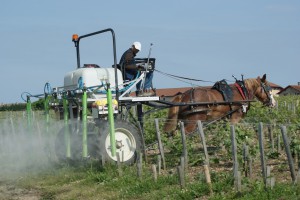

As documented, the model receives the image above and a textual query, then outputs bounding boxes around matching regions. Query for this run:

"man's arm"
[124,51,138,70]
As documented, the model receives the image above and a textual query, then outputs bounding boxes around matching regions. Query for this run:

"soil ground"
[0,181,40,200]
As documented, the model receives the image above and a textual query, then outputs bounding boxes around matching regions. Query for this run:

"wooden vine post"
[180,122,188,170]
[230,125,238,175]
[230,125,241,191]
[155,119,166,170]
[281,126,296,183]
[197,120,209,165]
[258,122,267,185]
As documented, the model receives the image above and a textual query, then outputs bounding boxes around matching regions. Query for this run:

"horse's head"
[254,74,276,107]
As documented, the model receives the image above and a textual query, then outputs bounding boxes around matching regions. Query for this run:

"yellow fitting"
[112,99,118,106]
[95,99,107,106]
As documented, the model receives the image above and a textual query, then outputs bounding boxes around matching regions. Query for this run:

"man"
[119,41,155,96]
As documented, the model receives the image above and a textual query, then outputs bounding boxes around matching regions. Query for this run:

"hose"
[44,82,52,95]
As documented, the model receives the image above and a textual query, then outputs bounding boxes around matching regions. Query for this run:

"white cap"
[133,41,141,51]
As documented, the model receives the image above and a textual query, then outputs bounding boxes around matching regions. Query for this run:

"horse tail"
[163,93,183,135]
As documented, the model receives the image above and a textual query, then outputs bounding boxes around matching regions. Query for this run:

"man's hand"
[137,65,145,71]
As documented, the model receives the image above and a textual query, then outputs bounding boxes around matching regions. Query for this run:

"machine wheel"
[96,120,142,165]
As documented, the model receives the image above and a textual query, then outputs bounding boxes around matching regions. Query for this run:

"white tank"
[64,67,124,92]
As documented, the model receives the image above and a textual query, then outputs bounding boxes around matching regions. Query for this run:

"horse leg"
[230,108,244,124]
[163,95,183,136]
[163,106,179,136]
[183,121,197,134]
[183,113,207,134]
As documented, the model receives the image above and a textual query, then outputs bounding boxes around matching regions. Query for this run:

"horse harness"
[213,79,251,118]
[234,80,251,113]
[184,87,211,115]
[182,79,250,119]
[260,81,273,106]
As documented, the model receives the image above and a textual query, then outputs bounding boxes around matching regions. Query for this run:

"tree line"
[0,99,44,111]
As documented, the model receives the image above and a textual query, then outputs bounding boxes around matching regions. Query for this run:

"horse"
[163,74,276,135]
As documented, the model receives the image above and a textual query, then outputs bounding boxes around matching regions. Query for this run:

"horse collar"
[234,81,249,100]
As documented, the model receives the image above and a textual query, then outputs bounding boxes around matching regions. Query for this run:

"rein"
[154,69,215,83]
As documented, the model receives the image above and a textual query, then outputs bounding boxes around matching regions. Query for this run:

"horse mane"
[244,78,259,86]
[244,78,261,93]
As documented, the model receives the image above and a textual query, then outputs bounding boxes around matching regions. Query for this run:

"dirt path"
[0,182,40,200]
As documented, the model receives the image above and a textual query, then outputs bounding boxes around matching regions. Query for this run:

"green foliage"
[32,98,45,110]
[142,106,169,144]
[0,99,45,111]
[83,163,180,199]
[0,103,26,111]
[15,163,300,200]
[140,95,300,162]
[2,95,300,199]
[245,95,300,124]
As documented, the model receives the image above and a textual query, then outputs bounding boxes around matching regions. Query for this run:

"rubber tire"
[96,120,142,165]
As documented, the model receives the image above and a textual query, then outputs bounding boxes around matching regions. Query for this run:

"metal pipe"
[156,99,255,107]
[26,96,32,132]
[76,42,80,69]
[82,89,88,158]
[44,94,50,134]
[63,93,71,158]
[73,28,119,100]
[107,83,116,157]
[140,43,153,90]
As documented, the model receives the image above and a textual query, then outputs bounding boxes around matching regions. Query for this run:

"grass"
[1,96,300,199]
[6,159,298,200]
[1,121,299,199]
[14,162,179,200]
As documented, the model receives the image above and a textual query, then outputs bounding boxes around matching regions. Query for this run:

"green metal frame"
[107,84,116,157]
[63,93,71,158]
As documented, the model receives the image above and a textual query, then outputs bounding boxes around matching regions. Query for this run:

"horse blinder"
[260,82,273,106]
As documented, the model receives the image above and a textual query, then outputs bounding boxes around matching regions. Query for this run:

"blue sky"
[1,1,299,103]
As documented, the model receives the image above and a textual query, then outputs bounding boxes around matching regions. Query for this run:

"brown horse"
[163,74,276,135]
